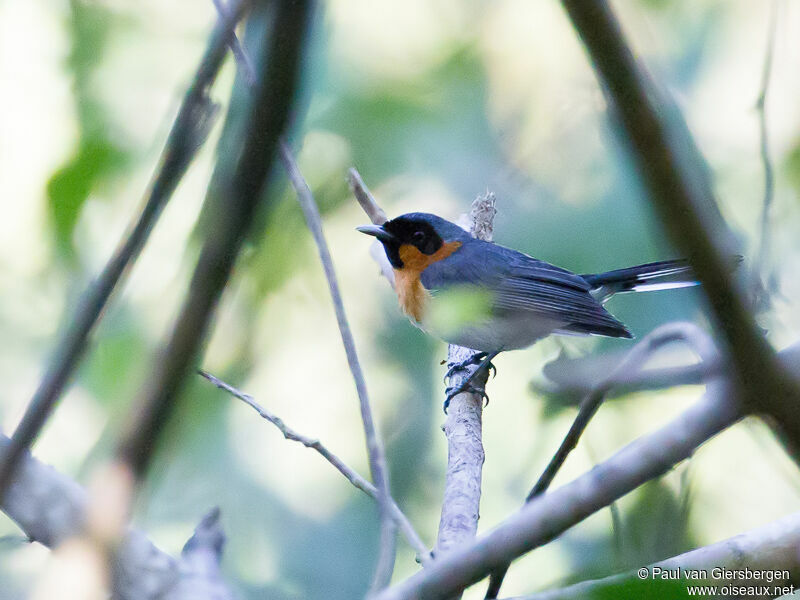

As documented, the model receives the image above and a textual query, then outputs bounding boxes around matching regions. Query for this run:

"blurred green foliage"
[46,0,132,260]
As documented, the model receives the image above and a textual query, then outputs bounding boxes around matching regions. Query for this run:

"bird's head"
[357,212,469,271]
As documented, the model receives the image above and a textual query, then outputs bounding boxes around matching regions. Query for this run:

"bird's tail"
[582,259,698,303]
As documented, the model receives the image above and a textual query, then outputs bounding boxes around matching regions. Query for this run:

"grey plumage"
[421,237,633,343]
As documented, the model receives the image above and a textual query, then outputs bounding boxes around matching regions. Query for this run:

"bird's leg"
[443,351,488,383]
[443,350,501,413]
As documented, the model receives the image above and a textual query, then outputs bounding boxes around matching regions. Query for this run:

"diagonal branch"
[0,0,249,502]
[559,0,800,458]
[374,334,800,599]
[280,143,398,590]
[373,381,743,600]
[214,20,401,585]
[348,168,389,226]
[211,0,256,88]
[115,0,311,481]
[214,16,402,584]
[506,510,800,600]
[198,370,430,564]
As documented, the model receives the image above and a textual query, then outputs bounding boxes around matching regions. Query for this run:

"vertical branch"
[0,0,249,501]
[346,172,498,581]
[279,144,398,591]
[436,194,496,566]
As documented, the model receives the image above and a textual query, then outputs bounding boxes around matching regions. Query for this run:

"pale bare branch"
[436,193,496,567]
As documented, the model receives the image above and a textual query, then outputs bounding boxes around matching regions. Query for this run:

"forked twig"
[373,384,743,600]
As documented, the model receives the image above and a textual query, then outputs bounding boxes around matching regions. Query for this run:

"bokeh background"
[2,0,800,598]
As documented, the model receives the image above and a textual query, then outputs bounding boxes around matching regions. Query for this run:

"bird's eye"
[412,231,426,243]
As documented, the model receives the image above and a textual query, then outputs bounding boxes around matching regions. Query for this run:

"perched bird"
[358,212,698,409]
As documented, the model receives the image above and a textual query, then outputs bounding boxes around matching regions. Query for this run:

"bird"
[357,212,699,411]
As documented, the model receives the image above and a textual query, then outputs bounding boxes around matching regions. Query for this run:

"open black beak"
[356,224,397,243]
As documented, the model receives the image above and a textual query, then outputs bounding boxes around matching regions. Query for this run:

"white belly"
[417,288,565,351]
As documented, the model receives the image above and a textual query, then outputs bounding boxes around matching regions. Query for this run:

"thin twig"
[527,322,716,501]
[0,0,249,502]
[754,0,778,290]
[486,323,718,598]
[560,0,800,457]
[197,370,431,564]
[280,143,398,591]
[218,21,402,583]
[347,169,396,286]
[220,29,402,584]
[348,168,389,226]
[116,0,312,480]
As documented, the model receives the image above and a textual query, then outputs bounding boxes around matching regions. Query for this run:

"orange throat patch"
[393,241,462,323]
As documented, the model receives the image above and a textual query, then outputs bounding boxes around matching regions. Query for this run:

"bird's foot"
[443,352,497,384]
[442,350,501,413]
